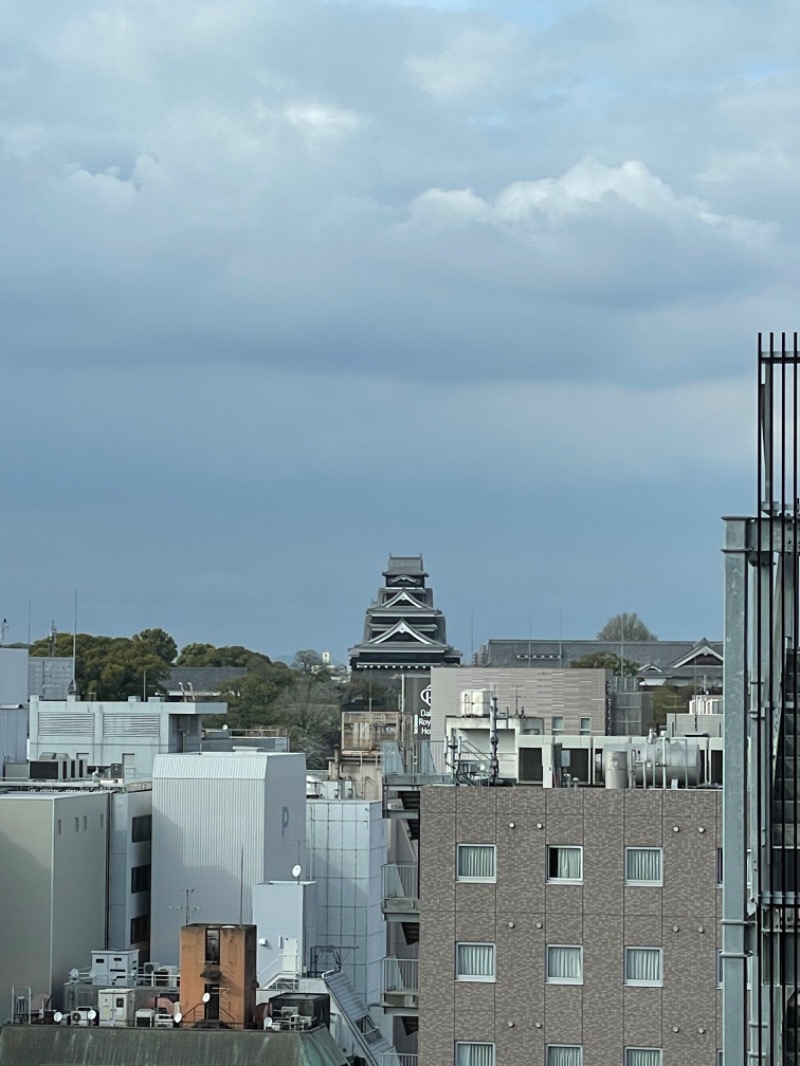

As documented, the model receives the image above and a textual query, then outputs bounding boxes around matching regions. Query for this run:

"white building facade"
[28,696,226,780]
[149,752,306,964]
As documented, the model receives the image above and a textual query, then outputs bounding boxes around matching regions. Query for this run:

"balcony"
[381,957,419,1015]
[382,863,419,920]
[341,711,402,755]
[381,1055,419,1066]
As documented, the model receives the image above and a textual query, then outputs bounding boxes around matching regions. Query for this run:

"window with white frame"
[455,943,495,982]
[579,717,591,735]
[625,847,662,885]
[456,844,496,882]
[546,1045,583,1066]
[624,947,663,986]
[625,1050,662,1066]
[546,945,583,983]
[455,1042,495,1066]
[548,846,583,882]
[552,716,564,735]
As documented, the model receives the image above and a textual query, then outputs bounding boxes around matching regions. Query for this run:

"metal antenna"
[72,591,78,693]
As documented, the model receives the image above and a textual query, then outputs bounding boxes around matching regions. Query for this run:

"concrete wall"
[0,792,108,1014]
[418,785,722,1066]
[430,667,609,744]
[150,753,306,965]
[306,800,387,1009]
[252,881,317,986]
[107,786,153,954]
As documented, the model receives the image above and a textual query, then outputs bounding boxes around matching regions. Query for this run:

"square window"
[624,947,663,986]
[546,1045,582,1066]
[456,844,496,882]
[548,846,583,882]
[455,1042,495,1066]
[455,943,495,982]
[552,716,564,735]
[625,1050,662,1066]
[546,945,583,984]
[131,865,151,894]
[625,847,662,885]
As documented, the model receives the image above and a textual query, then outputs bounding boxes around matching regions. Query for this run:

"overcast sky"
[2,0,798,661]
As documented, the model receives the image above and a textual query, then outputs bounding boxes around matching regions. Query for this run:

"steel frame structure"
[724,333,800,1064]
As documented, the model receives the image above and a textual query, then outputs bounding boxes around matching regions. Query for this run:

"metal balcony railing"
[381,957,419,1011]
[381,1055,419,1066]
[381,864,419,913]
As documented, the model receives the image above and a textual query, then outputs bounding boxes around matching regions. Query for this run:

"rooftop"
[0,1025,348,1066]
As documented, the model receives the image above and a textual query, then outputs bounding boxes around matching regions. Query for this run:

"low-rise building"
[28,695,226,780]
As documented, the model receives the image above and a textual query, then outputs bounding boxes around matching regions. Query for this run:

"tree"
[133,628,177,664]
[215,658,295,730]
[597,613,657,642]
[30,630,175,701]
[176,643,272,668]
[291,649,326,675]
[571,652,640,676]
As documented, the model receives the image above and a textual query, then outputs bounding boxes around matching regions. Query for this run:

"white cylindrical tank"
[603,747,629,789]
[632,739,702,787]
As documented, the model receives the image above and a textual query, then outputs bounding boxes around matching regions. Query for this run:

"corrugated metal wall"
[149,753,306,965]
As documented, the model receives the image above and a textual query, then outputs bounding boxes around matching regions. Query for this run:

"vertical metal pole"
[723,516,750,1066]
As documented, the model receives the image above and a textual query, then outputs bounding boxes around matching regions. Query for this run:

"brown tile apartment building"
[417,785,722,1066]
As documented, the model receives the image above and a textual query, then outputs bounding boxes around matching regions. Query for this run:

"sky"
[2,0,799,662]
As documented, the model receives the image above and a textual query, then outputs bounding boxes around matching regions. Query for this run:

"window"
[56,819,61,835]
[100,814,104,829]
[455,943,495,982]
[205,927,220,965]
[546,946,583,984]
[455,1043,495,1066]
[548,846,583,882]
[624,947,663,986]
[579,717,591,735]
[552,716,564,735]
[547,1046,582,1066]
[74,817,79,832]
[625,1051,662,1066]
[457,845,496,882]
[717,848,723,886]
[82,816,87,831]
[131,815,152,843]
[130,915,150,943]
[716,950,723,988]
[130,865,151,894]
[625,847,662,885]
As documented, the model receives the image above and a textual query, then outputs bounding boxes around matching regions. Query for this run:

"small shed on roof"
[0,1024,349,1066]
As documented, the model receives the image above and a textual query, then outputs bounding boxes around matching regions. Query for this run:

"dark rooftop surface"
[0,1024,349,1066]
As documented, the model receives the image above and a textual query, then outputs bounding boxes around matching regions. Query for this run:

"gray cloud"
[0,0,795,652]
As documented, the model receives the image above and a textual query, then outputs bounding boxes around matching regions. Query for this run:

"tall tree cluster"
[28,629,378,770]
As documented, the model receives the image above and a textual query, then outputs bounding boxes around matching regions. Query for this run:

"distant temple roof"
[478,638,723,687]
[349,555,460,672]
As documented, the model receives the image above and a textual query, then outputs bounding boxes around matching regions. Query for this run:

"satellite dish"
[53,1012,63,1024]
[69,969,80,981]
[201,992,211,1004]
[174,1012,183,1025]
[87,1010,97,1021]
[291,864,302,879]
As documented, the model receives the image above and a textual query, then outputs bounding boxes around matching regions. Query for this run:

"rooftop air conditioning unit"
[460,690,491,717]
